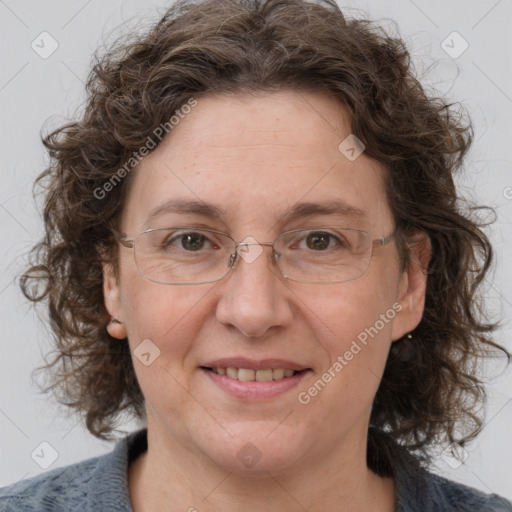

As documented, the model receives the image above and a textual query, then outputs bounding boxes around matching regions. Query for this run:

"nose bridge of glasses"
[229,240,278,270]
[236,241,274,249]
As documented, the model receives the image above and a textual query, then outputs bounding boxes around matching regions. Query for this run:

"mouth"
[200,366,309,382]
[199,362,312,400]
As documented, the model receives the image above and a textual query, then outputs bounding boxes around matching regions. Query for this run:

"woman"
[1,0,511,510]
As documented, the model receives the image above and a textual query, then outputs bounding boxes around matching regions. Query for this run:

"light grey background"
[1,0,511,500]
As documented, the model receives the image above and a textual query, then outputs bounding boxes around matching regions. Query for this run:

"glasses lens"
[131,227,373,285]
[134,228,234,284]
[274,227,372,283]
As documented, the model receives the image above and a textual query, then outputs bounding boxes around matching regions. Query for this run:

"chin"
[201,429,308,474]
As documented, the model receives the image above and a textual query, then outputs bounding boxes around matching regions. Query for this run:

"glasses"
[117,226,395,285]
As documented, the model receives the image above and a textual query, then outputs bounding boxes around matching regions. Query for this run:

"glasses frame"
[116,226,396,285]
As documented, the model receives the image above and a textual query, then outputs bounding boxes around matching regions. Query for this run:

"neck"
[129,418,396,512]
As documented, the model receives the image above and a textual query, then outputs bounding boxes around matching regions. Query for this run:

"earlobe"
[106,317,128,339]
[391,232,432,341]
[102,262,125,335]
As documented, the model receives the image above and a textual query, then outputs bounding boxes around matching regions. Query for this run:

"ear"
[391,231,432,341]
[102,261,123,324]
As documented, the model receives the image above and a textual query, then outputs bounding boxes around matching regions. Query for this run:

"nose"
[214,242,293,338]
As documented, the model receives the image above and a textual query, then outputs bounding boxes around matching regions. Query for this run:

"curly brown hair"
[21,0,510,466]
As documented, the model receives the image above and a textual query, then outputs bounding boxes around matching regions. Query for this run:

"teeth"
[272,368,285,380]
[255,369,273,382]
[226,367,238,379]
[213,367,300,381]
[238,368,255,381]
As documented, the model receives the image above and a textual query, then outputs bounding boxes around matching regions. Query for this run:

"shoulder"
[368,428,512,512]
[425,472,512,512]
[394,448,512,511]
[0,429,145,512]
[0,455,102,512]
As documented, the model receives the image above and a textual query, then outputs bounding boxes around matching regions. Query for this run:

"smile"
[200,366,312,400]
[204,367,303,381]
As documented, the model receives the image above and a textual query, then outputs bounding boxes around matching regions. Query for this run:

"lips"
[199,357,312,398]
[201,364,311,400]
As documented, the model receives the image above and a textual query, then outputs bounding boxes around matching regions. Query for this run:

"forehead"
[121,90,392,235]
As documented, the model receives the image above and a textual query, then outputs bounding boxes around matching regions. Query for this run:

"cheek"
[295,294,396,428]
[120,268,215,360]
[120,279,215,416]
[307,272,398,348]
[303,269,400,394]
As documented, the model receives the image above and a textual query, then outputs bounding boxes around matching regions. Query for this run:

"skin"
[103,89,430,512]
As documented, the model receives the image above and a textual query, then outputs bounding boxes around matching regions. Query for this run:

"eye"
[163,231,213,251]
[301,231,345,251]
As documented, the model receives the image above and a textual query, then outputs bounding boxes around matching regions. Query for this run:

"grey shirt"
[1,428,511,511]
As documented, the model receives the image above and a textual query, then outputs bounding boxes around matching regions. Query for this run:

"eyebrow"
[143,198,368,228]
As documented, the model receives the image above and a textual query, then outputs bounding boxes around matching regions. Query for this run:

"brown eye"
[180,233,206,251]
[162,232,208,251]
[305,232,340,250]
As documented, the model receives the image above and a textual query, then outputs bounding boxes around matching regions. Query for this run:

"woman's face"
[104,90,426,473]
